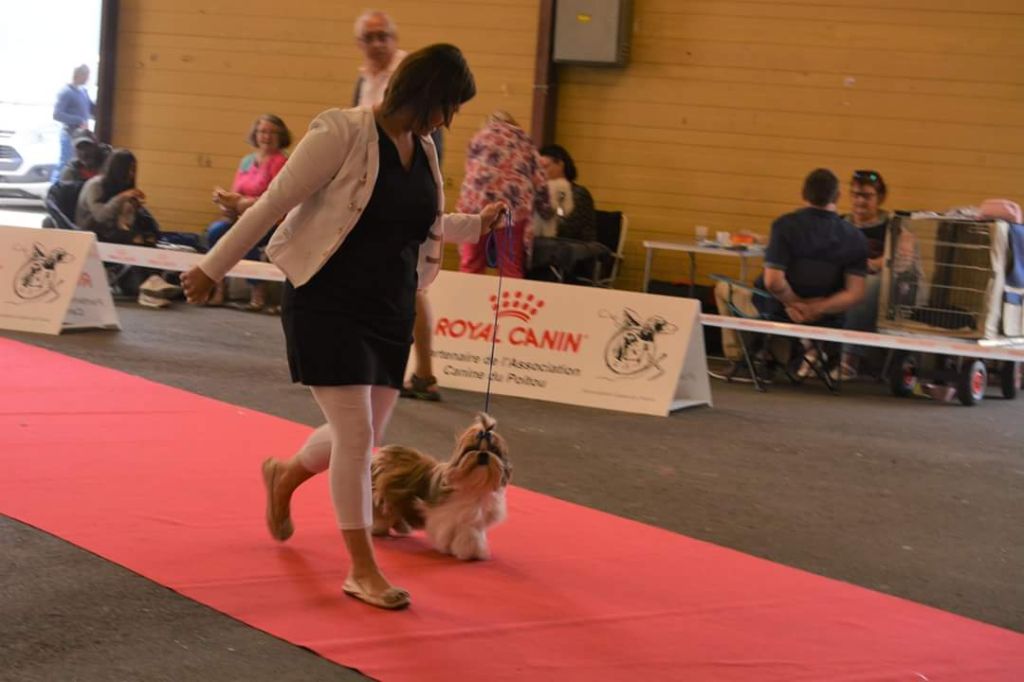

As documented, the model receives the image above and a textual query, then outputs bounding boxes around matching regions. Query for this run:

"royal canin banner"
[422,271,711,416]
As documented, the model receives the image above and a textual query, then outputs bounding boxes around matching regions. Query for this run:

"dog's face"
[443,413,511,494]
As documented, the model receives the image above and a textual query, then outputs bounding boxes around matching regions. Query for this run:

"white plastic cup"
[716,230,731,246]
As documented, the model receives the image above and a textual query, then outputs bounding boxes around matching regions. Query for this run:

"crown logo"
[490,290,545,322]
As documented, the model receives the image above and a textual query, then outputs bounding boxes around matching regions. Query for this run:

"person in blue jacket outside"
[52,64,96,183]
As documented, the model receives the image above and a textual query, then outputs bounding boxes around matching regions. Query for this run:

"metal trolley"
[877,214,1024,405]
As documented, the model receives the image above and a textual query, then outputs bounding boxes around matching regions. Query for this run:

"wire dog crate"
[877,214,1023,405]
[878,215,1011,340]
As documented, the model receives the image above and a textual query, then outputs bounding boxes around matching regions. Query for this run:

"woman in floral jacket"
[457,111,552,278]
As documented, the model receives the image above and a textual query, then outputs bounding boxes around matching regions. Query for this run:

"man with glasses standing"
[352,11,405,112]
[351,10,445,401]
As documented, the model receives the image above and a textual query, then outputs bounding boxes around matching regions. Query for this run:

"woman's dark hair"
[247,113,291,149]
[382,44,476,132]
[99,148,137,201]
[802,168,840,207]
[539,144,578,182]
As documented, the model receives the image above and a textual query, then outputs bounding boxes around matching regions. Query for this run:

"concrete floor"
[2,301,1022,681]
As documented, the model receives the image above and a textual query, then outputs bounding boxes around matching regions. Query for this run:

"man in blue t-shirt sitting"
[756,168,869,326]
[713,168,868,382]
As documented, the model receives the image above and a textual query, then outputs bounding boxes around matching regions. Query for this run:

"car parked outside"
[0,105,61,206]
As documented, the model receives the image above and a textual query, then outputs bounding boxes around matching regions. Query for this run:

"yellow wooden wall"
[113,1,1024,292]
[113,0,540,256]
[555,0,1024,290]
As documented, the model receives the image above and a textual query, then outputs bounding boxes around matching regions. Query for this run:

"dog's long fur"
[371,413,511,560]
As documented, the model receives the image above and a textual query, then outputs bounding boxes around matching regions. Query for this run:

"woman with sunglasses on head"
[180,44,506,610]
[834,170,890,380]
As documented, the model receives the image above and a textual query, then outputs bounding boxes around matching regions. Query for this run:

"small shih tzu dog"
[371,413,511,561]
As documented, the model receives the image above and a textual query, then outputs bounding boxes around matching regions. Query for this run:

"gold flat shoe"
[261,458,294,542]
[342,578,410,610]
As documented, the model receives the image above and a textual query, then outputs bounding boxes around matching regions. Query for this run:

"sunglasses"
[853,170,881,183]
[360,31,393,43]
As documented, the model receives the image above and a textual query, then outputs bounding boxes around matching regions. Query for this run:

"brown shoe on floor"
[227,301,265,313]
[261,458,294,542]
[342,578,411,610]
[399,374,442,401]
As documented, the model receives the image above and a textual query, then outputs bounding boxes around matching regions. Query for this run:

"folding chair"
[576,211,627,288]
[527,211,626,287]
[710,274,841,394]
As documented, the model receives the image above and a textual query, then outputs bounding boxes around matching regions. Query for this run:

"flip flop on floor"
[342,578,411,610]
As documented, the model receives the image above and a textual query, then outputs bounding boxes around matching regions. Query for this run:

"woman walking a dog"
[182,44,506,610]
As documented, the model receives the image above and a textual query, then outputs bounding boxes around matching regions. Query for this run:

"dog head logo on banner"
[12,243,75,302]
[0,226,120,335]
[601,308,678,379]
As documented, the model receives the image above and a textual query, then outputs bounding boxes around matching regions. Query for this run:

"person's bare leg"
[402,290,441,399]
[262,425,329,541]
[413,290,434,380]
[344,386,405,600]
[311,385,407,607]
[249,281,267,309]
[208,281,226,306]
[341,527,407,599]
[838,352,860,377]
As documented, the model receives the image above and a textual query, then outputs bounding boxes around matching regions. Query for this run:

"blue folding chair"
[711,274,840,394]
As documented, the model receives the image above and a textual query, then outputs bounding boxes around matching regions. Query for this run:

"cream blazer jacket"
[198,107,481,288]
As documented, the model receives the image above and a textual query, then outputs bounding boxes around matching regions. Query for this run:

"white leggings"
[297,385,398,530]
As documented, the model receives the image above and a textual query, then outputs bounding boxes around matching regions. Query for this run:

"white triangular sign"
[0,226,119,335]
[61,239,120,331]
[671,318,713,411]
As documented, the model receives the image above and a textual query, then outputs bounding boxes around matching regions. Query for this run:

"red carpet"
[1,337,1022,681]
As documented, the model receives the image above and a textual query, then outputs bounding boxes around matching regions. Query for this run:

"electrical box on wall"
[553,0,633,66]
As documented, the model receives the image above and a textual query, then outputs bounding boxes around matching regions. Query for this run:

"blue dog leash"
[481,209,514,415]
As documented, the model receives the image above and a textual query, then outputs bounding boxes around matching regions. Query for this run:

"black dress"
[281,125,438,387]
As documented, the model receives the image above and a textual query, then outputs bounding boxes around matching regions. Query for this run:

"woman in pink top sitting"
[205,114,291,310]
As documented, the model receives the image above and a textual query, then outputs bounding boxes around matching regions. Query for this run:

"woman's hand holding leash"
[480,202,508,234]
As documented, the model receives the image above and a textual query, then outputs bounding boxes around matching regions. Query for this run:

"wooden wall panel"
[113,0,540,242]
[113,1,1024,293]
[555,1,1024,289]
